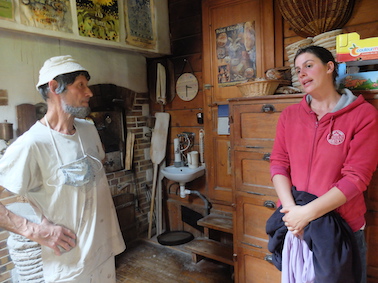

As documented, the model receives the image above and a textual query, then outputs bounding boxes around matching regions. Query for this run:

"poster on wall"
[19,0,73,32]
[76,0,120,41]
[0,0,13,20]
[124,0,156,49]
[216,21,256,87]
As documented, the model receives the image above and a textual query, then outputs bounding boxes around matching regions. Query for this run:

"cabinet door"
[366,211,378,282]
[366,171,378,212]
[236,245,281,283]
[209,136,233,202]
[366,170,378,281]
[359,93,378,282]
[234,150,276,197]
[202,0,278,102]
[202,0,281,206]
[235,193,278,253]
[231,97,302,148]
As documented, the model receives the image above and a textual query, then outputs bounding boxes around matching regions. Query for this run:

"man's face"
[61,75,93,118]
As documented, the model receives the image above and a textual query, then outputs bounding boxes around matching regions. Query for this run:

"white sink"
[161,165,205,198]
[161,165,205,184]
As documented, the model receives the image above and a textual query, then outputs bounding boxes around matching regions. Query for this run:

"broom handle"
[148,163,158,238]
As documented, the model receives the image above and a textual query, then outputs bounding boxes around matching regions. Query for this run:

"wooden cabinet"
[359,93,378,283]
[229,94,303,283]
[201,0,282,206]
[230,92,378,282]
[236,245,281,283]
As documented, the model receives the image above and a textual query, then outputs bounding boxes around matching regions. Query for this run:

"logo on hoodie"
[327,130,345,145]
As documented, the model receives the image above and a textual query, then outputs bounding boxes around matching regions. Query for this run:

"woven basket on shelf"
[236,80,283,97]
[277,0,355,37]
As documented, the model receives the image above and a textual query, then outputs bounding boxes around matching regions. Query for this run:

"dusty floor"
[115,239,234,283]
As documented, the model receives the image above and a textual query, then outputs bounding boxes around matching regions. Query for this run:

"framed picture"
[215,21,256,87]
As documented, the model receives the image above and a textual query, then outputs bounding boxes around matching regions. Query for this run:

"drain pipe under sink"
[182,189,211,215]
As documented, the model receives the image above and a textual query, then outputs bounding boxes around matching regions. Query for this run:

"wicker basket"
[236,80,282,97]
[277,0,355,37]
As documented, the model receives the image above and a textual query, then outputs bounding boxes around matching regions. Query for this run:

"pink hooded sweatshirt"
[270,90,378,232]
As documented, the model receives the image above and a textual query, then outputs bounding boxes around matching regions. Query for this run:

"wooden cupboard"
[229,92,378,282]
[360,92,378,283]
[200,0,378,281]
[201,0,282,206]
[230,94,303,282]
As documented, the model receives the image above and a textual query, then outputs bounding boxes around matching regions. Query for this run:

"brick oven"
[89,84,152,243]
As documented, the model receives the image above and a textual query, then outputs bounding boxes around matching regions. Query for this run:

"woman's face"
[294,52,334,94]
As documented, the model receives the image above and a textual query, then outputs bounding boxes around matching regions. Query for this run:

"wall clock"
[176,73,199,101]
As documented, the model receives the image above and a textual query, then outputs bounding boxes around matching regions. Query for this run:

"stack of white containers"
[312,29,343,58]
[285,29,343,89]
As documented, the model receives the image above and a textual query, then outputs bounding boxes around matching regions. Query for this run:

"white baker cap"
[36,55,87,89]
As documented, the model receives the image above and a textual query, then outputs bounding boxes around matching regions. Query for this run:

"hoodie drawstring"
[328,116,335,139]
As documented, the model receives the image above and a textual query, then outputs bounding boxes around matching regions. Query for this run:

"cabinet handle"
[261,104,275,113]
[246,191,266,196]
[242,241,262,249]
[264,254,273,264]
[227,141,231,175]
[208,102,218,107]
[263,153,271,161]
[263,200,276,209]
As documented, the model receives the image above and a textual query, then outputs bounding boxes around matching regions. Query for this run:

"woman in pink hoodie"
[270,45,378,282]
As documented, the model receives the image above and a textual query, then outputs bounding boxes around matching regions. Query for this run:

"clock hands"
[176,73,198,101]
[186,85,192,97]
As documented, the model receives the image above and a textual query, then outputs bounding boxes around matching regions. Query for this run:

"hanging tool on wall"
[156,63,167,105]
[124,130,142,212]
[199,129,205,166]
[125,130,135,171]
[132,168,142,213]
[148,112,170,239]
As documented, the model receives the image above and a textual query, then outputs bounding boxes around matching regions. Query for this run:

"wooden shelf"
[185,238,234,266]
[197,213,233,234]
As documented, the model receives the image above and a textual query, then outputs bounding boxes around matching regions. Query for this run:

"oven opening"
[88,111,125,172]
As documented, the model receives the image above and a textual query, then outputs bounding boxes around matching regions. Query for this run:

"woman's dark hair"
[294,45,338,83]
[38,71,90,101]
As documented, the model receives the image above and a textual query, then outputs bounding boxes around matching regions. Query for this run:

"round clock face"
[176,73,199,101]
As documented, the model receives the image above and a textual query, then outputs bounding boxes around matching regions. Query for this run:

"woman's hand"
[280,187,347,237]
[281,205,311,236]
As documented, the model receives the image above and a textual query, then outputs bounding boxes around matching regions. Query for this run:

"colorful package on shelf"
[336,32,378,62]
[337,63,378,91]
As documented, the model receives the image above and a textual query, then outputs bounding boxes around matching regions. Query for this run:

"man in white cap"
[0,55,125,282]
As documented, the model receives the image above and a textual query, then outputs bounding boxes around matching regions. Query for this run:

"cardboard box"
[336,32,378,62]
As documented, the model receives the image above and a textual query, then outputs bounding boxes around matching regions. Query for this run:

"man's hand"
[28,217,77,256]
[0,199,76,256]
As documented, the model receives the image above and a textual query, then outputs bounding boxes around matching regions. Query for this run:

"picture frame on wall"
[76,0,120,41]
[19,0,73,33]
[124,0,156,49]
[0,0,168,55]
[216,21,256,87]
[0,0,14,21]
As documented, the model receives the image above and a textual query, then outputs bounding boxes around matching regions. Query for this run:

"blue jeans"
[354,229,366,283]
